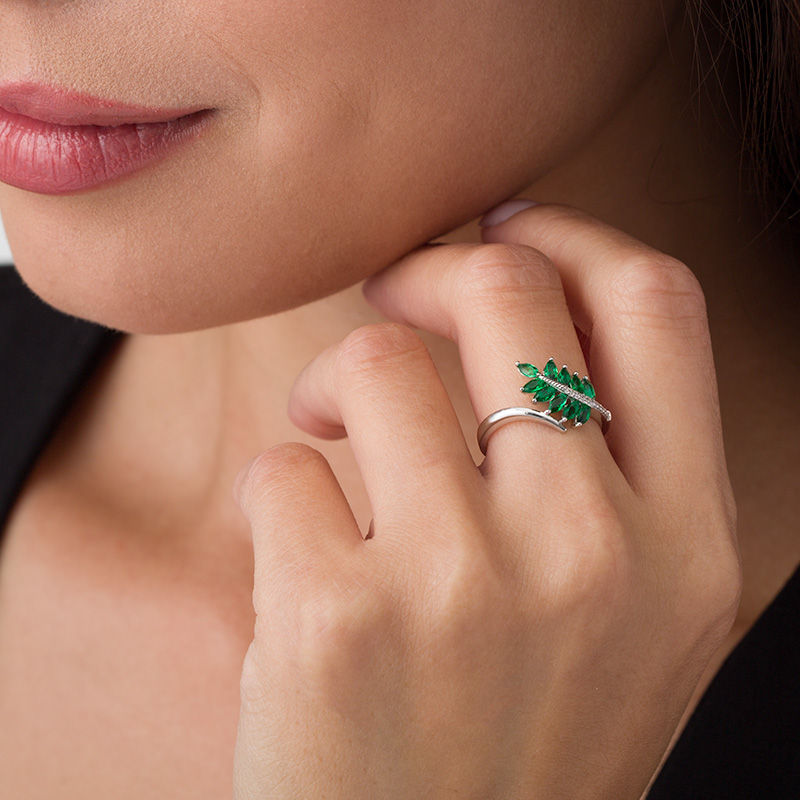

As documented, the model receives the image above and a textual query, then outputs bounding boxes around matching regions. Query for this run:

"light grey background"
[0,212,13,264]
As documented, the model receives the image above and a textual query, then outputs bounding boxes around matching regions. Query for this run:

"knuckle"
[421,538,512,645]
[652,489,743,652]
[458,243,563,304]
[680,560,743,651]
[682,519,743,640]
[335,322,426,378]
[704,546,743,631]
[536,503,632,615]
[607,254,709,336]
[694,470,739,543]
[293,582,398,682]
[238,637,272,715]
[242,443,326,506]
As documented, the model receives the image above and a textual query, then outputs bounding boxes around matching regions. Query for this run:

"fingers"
[361,240,617,480]
[288,323,483,544]
[478,202,729,505]
[236,443,364,613]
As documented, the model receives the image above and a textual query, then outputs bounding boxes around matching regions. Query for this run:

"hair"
[685,0,800,247]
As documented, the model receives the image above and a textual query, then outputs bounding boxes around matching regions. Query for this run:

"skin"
[233,205,742,798]
[0,0,798,797]
[1,0,677,331]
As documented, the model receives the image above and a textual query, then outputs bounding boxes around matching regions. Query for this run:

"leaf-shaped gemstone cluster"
[516,358,595,425]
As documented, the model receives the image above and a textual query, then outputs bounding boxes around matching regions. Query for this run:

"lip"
[0,83,214,194]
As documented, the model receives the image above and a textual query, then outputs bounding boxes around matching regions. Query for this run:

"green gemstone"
[521,378,546,393]
[535,384,556,402]
[558,366,571,385]
[576,403,591,424]
[543,358,558,378]
[571,371,584,392]
[549,392,569,412]
[581,378,596,399]
[563,399,580,419]
[517,362,538,378]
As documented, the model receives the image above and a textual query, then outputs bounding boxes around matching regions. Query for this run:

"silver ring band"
[477,407,564,454]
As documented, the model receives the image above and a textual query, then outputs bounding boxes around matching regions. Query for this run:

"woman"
[0,0,797,796]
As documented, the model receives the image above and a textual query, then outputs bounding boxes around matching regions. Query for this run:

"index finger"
[481,202,732,510]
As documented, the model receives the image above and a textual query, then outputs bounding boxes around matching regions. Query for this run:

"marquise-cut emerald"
[543,358,558,378]
[517,361,599,420]
[521,378,546,393]
[563,399,580,419]
[535,385,556,402]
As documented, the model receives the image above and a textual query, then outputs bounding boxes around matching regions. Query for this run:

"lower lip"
[0,106,213,195]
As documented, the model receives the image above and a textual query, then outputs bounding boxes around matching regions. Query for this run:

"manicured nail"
[479,199,539,227]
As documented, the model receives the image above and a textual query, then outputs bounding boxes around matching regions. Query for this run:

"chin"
[10,239,372,335]
[0,163,490,335]
[1,176,408,335]
[0,103,521,335]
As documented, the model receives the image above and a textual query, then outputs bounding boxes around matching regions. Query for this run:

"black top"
[0,266,120,515]
[0,265,798,797]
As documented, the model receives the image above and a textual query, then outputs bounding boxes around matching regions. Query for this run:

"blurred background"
[0,212,12,264]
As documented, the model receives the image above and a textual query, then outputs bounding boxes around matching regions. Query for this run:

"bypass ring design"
[477,359,612,455]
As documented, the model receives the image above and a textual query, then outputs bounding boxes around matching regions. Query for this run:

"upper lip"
[0,81,208,126]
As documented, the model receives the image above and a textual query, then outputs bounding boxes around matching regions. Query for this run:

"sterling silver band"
[477,403,610,455]
[478,407,566,454]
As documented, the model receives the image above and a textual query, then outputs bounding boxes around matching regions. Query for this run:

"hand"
[231,202,741,799]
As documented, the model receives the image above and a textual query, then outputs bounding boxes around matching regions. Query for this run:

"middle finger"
[362,242,617,478]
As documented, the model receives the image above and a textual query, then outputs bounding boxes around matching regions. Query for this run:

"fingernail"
[478,198,539,228]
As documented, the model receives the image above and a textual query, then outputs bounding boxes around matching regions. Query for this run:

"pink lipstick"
[0,83,213,194]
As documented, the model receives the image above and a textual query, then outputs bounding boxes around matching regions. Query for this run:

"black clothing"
[0,266,120,522]
[0,265,797,797]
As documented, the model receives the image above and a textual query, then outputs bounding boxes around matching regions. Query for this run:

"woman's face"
[0,0,679,333]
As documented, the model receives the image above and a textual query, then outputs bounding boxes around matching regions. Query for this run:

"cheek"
[0,0,680,334]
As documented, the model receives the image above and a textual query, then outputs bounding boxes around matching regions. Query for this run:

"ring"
[477,358,612,455]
